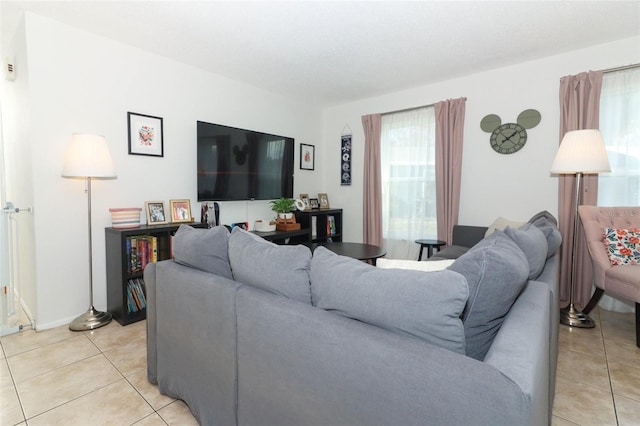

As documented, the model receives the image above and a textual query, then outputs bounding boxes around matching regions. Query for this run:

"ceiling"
[3,1,640,107]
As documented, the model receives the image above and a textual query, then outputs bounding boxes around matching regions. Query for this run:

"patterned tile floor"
[1,307,638,425]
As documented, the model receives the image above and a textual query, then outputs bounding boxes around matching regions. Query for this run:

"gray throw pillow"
[504,224,548,279]
[228,227,312,304]
[311,247,469,354]
[530,215,562,258]
[448,231,529,360]
[172,225,233,279]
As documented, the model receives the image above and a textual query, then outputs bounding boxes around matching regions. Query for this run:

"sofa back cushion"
[228,227,312,304]
[172,225,233,279]
[504,224,548,279]
[448,230,529,360]
[310,247,468,354]
[529,211,562,258]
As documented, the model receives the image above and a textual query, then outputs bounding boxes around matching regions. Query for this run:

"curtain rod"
[382,97,467,116]
[602,63,640,74]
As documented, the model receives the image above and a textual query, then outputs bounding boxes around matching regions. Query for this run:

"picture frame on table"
[318,193,330,209]
[310,198,319,209]
[128,112,164,157]
[170,199,192,223]
[299,193,311,210]
[145,201,168,225]
[300,144,315,170]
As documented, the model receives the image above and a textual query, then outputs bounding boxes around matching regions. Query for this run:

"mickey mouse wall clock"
[480,109,541,154]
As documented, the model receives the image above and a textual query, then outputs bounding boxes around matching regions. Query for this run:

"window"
[598,67,640,206]
[381,106,436,259]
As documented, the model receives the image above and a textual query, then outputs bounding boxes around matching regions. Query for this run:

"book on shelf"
[327,215,336,236]
[126,278,147,313]
[311,216,317,239]
[126,236,159,274]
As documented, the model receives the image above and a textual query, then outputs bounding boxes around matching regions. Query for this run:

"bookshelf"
[105,222,206,325]
[294,208,343,243]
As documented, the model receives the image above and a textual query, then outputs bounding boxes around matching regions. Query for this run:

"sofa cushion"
[504,224,548,279]
[448,230,529,360]
[172,225,233,279]
[429,245,469,260]
[485,217,526,237]
[377,258,455,271]
[311,247,468,354]
[228,227,312,304]
[529,213,562,258]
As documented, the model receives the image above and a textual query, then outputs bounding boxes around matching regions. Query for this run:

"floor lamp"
[62,134,117,331]
[551,129,610,328]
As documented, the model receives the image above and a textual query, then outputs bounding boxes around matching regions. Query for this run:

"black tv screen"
[197,121,294,201]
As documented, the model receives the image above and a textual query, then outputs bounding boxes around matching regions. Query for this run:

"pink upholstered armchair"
[578,206,640,347]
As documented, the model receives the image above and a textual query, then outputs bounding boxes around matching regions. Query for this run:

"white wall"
[10,12,323,329]
[321,36,640,243]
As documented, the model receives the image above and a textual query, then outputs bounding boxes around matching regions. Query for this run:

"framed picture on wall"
[170,199,192,223]
[128,112,164,157]
[300,144,315,170]
[145,201,168,225]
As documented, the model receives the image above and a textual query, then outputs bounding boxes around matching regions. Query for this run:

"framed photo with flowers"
[128,112,164,157]
[300,143,315,170]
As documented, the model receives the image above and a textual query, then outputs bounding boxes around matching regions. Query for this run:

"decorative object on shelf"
[550,129,610,328]
[109,207,142,228]
[145,201,167,225]
[310,198,319,209]
[62,133,117,331]
[200,201,219,228]
[318,193,330,209]
[294,199,306,211]
[276,214,301,231]
[299,194,311,210]
[341,128,352,185]
[127,112,164,157]
[269,197,296,219]
[169,199,192,223]
[254,219,277,232]
[480,109,541,154]
[300,143,315,170]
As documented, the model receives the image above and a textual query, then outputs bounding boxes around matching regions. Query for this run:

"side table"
[415,239,446,260]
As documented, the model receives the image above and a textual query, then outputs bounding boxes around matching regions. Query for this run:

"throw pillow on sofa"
[503,224,548,280]
[172,225,233,279]
[529,213,562,259]
[311,247,469,355]
[448,230,529,360]
[228,227,312,304]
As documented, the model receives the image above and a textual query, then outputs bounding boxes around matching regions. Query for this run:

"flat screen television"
[197,121,295,201]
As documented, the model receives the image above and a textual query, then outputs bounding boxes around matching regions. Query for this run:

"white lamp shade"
[62,133,117,178]
[550,129,611,174]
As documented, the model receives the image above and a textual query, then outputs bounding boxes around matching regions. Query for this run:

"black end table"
[304,242,386,265]
[415,239,446,260]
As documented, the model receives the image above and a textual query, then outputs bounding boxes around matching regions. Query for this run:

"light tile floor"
[1,307,638,425]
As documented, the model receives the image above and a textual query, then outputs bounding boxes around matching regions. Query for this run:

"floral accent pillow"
[604,228,640,266]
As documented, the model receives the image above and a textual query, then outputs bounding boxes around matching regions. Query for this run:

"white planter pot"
[278,212,293,220]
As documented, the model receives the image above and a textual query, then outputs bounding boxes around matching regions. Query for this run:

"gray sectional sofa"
[146,212,561,426]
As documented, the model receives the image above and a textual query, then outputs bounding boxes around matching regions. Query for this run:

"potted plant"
[270,197,296,220]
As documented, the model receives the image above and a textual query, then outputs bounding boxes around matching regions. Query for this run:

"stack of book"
[327,215,336,236]
[126,235,158,274]
[126,278,147,313]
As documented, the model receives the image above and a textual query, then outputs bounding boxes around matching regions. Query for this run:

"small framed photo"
[310,198,319,209]
[145,201,168,225]
[169,199,192,223]
[299,193,310,210]
[300,143,315,170]
[318,193,330,209]
[128,112,164,157]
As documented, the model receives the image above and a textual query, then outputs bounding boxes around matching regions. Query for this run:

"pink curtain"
[558,71,603,307]
[434,98,466,244]
[362,114,383,246]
